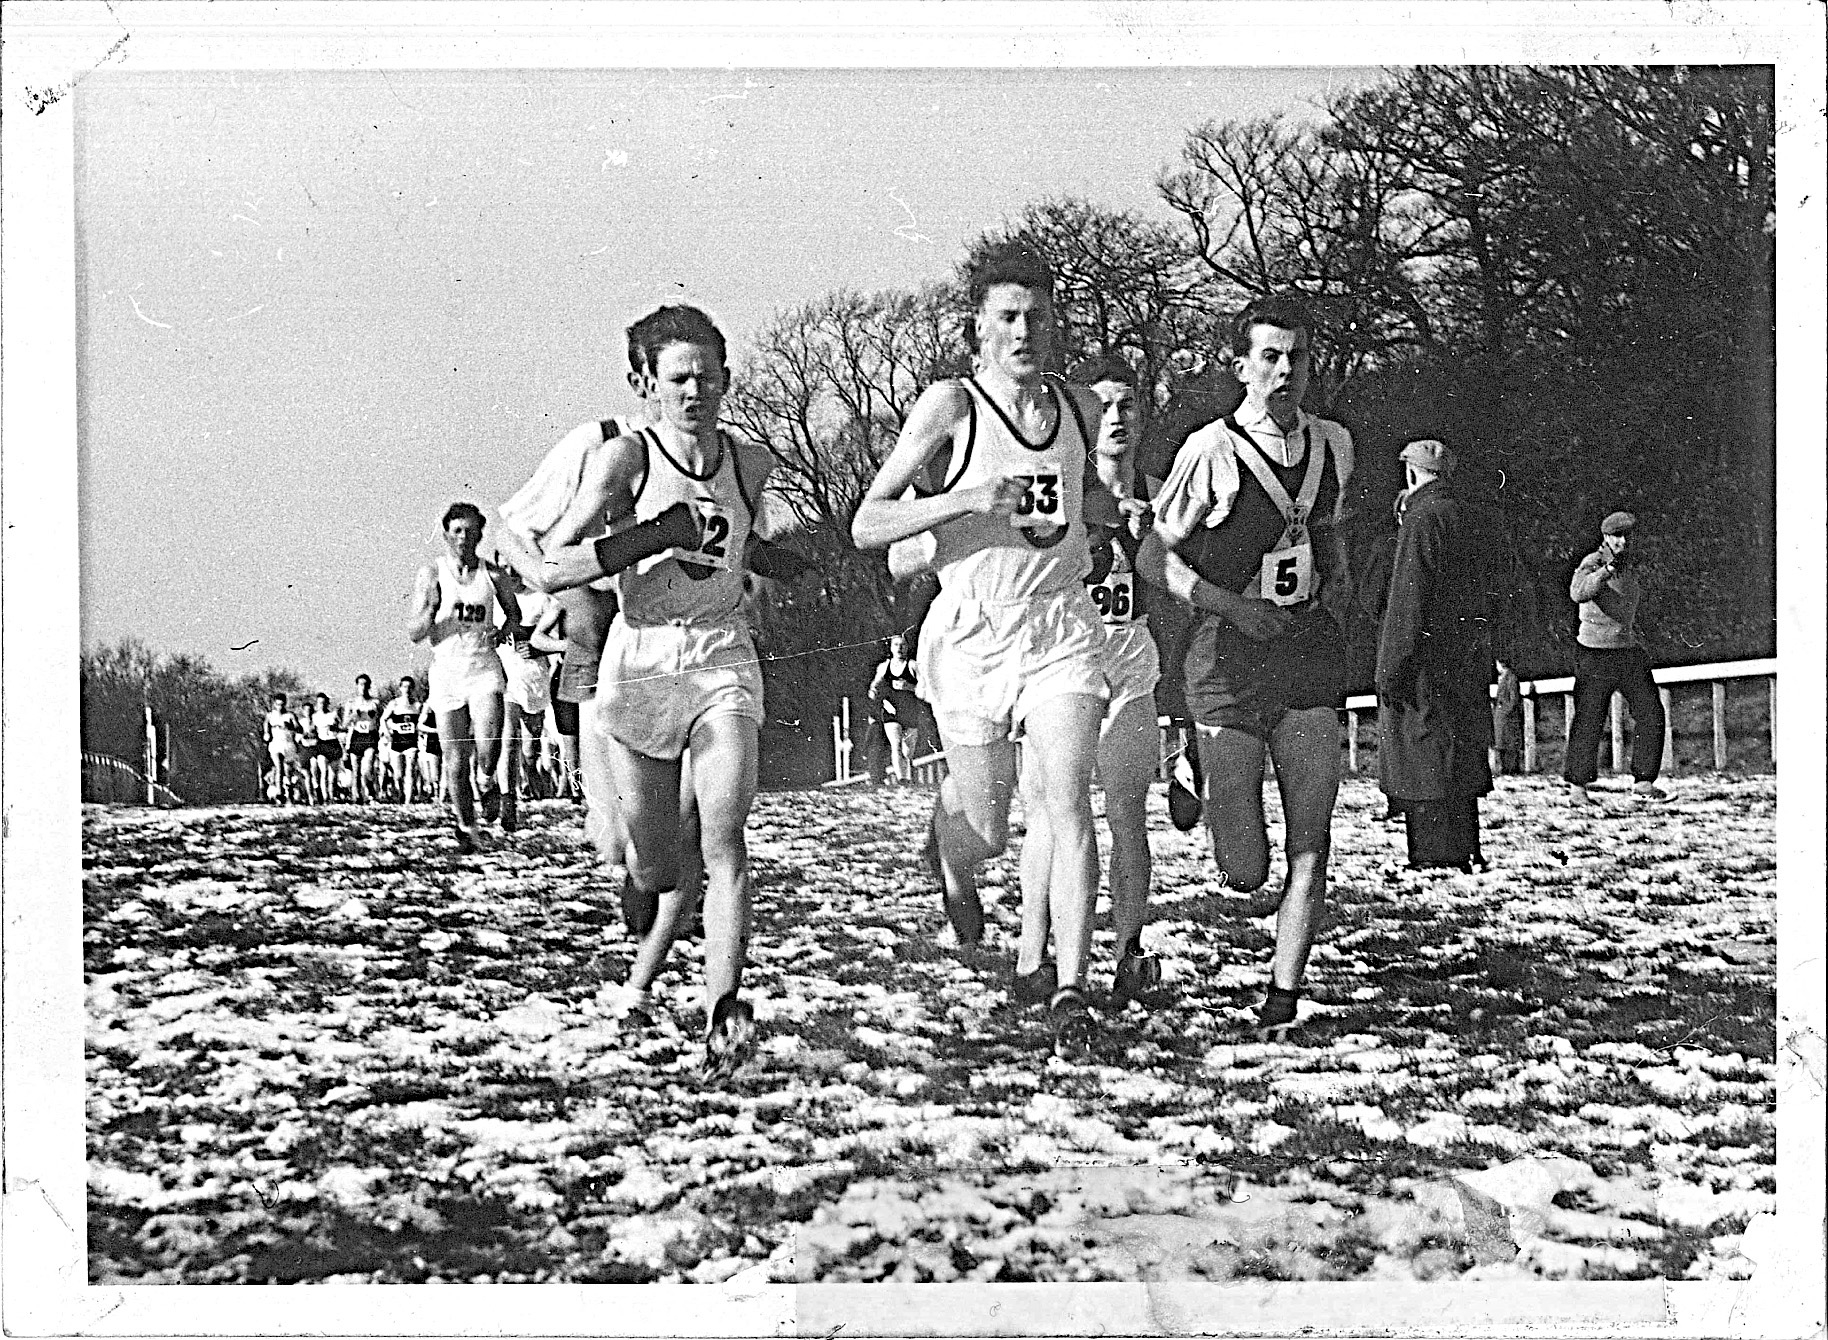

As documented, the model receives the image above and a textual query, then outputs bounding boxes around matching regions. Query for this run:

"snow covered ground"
[83,774,1776,1285]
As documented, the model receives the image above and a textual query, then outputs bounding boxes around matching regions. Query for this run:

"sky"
[75,65,1380,692]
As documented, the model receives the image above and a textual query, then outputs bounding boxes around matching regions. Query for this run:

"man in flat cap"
[1375,439,1495,870]
[1563,510,1666,802]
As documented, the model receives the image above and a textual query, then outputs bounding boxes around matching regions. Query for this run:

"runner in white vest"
[537,304,806,1072]
[1015,355,1168,1014]
[408,501,521,853]
[852,241,1120,1062]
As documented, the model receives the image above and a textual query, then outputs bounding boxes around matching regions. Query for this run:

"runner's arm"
[1138,489,1288,642]
[407,563,440,643]
[851,382,1025,548]
[528,600,567,656]
[487,565,526,646]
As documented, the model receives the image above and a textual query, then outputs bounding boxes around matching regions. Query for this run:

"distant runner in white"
[408,502,522,853]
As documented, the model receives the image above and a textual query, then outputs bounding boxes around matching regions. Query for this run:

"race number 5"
[1009,472,1063,529]
[1258,542,1313,607]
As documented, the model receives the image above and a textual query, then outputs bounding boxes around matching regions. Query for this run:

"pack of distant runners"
[281,254,1665,1071]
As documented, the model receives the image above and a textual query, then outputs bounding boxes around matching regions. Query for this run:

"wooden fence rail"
[1343,657,1777,776]
[825,659,1777,788]
[82,751,184,807]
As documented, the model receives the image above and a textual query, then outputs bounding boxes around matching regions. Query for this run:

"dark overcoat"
[1375,479,1495,802]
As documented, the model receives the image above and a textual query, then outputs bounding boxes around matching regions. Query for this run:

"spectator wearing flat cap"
[1563,510,1666,801]
[1375,440,1495,870]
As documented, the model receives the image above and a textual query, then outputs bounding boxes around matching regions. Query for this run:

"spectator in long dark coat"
[1376,440,1495,870]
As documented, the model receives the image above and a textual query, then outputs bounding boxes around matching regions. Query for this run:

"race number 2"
[675,500,734,571]
[1258,541,1314,607]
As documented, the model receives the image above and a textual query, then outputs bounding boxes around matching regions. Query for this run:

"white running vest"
[926,375,1092,602]
[430,554,502,678]
[616,428,752,627]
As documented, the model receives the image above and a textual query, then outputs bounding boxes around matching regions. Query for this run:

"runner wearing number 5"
[1014,355,1166,1012]
[1137,296,1355,1038]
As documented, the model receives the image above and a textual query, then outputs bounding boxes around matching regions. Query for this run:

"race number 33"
[1008,471,1063,530]
[676,500,734,570]
[1258,542,1314,607]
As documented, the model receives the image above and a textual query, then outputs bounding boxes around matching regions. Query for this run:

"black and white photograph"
[4,3,1823,1336]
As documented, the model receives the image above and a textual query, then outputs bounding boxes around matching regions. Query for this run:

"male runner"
[495,341,658,868]
[1138,295,1355,1037]
[538,304,801,1068]
[340,675,383,804]
[494,568,554,831]
[1015,355,1165,1009]
[382,676,422,803]
[417,698,445,804]
[262,694,307,804]
[408,502,522,851]
[852,241,1118,1060]
[306,692,343,804]
[866,633,922,783]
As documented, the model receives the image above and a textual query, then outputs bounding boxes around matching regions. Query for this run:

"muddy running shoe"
[1049,986,1097,1062]
[703,993,755,1073]
[925,807,983,946]
[453,825,482,855]
[604,983,655,1029]
[1111,940,1163,1006]
[1011,959,1058,1006]
[1631,781,1667,801]
[499,791,519,833]
[619,874,659,938]
[1167,755,1202,832]
[479,782,503,823]
[1257,985,1300,1040]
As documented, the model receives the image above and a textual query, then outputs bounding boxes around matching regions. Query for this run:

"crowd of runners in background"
[254,254,1669,1066]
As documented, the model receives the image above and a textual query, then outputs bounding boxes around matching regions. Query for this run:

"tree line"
[730,65,1775,740]
[84,66,1775,798]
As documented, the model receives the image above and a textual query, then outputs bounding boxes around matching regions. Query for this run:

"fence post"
[1609,695,1625,774]
[143,701,157,806]
[1712,681,1727,770]
[1346,709,1359,774]
[1563,691,1575,755]
[1767,677,1776,768]
[1659,687,1674,774]
[1522,696,1538,774]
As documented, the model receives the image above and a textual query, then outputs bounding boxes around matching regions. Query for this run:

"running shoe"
[1257,986,1300,1040]
[703,993,756,1073]
[454,825,480,855]
[1049,986,1097,1062]
[1631,781,1667,801]
[1167,750,1203,832]
[499,791,519,834]
[925,807,983,946]
[1111,941,1163,1006]
[479,782,503,823]
[1011,959,1058,1006]
[604,983,656,1029]
[619,875,658,938]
